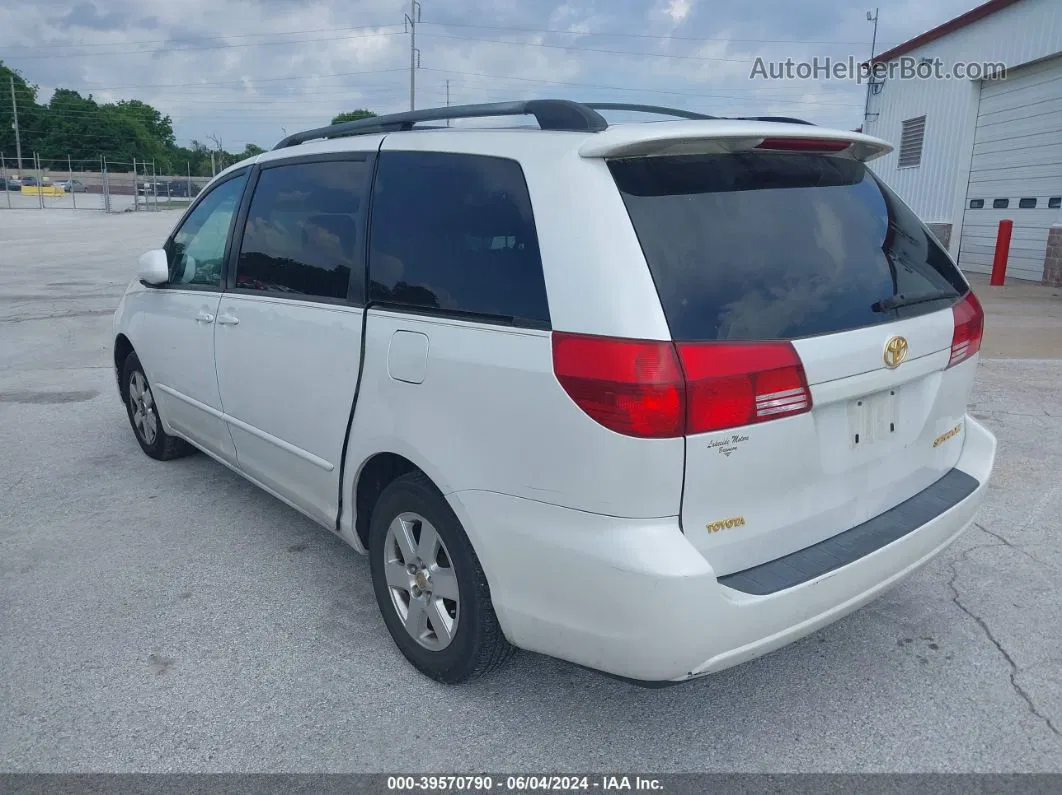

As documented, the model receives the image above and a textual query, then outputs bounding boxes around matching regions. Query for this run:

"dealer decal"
[706,516,746,534]
[932,423,962,448]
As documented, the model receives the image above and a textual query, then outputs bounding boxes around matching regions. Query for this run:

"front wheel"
[121,351,193,461]
[369,472,515,683]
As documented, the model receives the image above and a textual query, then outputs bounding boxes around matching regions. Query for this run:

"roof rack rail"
[583,103,717,121]
[273,99,609,149]
[272,100,814,150]
[730,116,815,126]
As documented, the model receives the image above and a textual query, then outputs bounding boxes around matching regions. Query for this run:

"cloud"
[666,0,692,24]
[52,2,127,32]
[2,0,980,148]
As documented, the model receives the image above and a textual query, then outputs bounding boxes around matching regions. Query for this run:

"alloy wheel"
[382,512,460,651]
[128,371,158,446]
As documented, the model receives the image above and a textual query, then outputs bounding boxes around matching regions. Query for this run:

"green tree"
[331,109,377,125]
[239,143,266,160]
[0,60,335,177]
[115,100,175,149]
[40,89,101,162]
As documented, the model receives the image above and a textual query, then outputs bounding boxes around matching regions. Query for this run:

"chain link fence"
[0,153,210,212]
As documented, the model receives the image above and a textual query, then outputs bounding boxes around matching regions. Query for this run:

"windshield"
[608,153,967,342]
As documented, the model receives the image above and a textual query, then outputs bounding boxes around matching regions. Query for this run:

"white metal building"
[863,0,1062,284]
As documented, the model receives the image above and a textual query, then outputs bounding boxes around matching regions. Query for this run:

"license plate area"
[847,389,898,449]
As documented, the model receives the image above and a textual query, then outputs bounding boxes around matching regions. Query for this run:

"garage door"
[957,55,1062,281]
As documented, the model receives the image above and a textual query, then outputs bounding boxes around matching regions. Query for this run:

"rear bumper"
[447,414,996,683]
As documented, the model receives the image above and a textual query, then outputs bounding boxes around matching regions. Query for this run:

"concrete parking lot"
[1,210,1061,773]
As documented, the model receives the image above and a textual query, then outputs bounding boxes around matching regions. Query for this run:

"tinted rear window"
[368,151,550,327]
[609,154,967,342]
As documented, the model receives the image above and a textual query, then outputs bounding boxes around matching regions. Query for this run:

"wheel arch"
[113,333,135,398]
[353,452,431,551]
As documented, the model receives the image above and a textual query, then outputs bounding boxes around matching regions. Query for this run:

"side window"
[168,172,247,287]
[367,151,550,326]
[235,159,369,301]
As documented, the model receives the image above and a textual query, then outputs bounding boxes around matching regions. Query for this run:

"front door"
[134,170,248,464]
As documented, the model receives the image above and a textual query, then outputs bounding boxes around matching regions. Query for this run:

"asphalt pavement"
[1,209,1060,772]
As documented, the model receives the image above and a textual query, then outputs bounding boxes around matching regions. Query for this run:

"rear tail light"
[551,333,684,438]
[551,333,811,438]
[947,291,984,368]
[755,137,851,153]
[677,341,812,434]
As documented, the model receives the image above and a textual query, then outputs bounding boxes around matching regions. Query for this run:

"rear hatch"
[606,140,984,576]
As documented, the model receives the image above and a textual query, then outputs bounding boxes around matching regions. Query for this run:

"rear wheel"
[369,472,514,683]
[121,351,193,461]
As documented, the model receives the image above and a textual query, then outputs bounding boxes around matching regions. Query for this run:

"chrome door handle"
[195,312,215,323]
[216,314,240,326]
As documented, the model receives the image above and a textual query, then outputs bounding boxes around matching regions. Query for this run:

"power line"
[0,23,399,51]
[28,84,863,122]
[419,68,864,106]
[419,33,766,63]
[57,68,409,92]
[418,21,898,48]
[6,29,407,59]
[0,20,896,55]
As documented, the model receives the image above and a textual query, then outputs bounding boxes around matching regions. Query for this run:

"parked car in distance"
[111,100,996,686]
[3,177,21,191]
[137,179,166,196]
[20,176,39,187]
[165,180,202,198]
[58,179,88,193]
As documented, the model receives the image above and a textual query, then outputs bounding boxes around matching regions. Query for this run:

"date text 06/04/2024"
[386,775,665,792]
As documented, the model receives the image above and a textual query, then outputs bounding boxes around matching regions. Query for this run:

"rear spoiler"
[577,120,893,162]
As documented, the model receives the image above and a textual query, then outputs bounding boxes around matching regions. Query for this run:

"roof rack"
[272,100,814,150]
[731,116,815,126]
[273,100,608,149]
[582,103,717,121]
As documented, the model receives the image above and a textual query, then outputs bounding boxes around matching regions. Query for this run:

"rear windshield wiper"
[871,290,958,313]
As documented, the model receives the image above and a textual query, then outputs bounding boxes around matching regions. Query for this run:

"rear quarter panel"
[342,309,685,524]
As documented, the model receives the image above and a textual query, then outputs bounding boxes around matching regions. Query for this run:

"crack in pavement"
[972,409,1057,419]
[973,523,1055,569]
[947,542,1062,740]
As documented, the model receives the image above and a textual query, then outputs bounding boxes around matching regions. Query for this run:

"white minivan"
[112,100,996,685]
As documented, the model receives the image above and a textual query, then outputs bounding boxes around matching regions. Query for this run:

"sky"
[2,0,985,150]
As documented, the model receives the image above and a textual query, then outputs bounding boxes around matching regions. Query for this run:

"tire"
[121,351,193,461]
[369,471,515,683]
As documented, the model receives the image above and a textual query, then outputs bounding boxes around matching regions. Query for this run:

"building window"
[969,199,984,209]
[1049,197,1061,209]
[1019,198,1037,209]
[993,198,1009,209]
[897,116,926,168]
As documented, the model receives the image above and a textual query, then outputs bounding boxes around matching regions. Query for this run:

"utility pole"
[9,75,23,176]
[405,0,422,110]
[208,133,224,173]
[445,79,451,126]
[863,8,880,125]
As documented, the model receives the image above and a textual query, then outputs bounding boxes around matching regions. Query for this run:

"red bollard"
[989,219,1013,286]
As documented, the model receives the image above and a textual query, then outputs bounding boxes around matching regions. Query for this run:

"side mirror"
[137,249,169,285]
